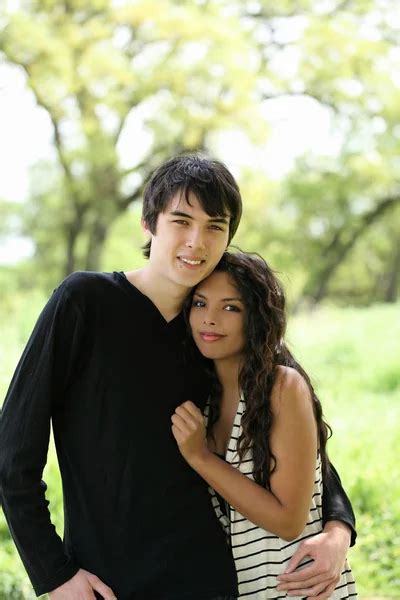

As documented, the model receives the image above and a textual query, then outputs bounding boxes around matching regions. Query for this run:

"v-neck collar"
[114,271,184,329]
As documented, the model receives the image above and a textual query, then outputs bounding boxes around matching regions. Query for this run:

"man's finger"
[278,560,324,583]
[88,573,117,599]
[277,571,327,591]
[279,545,311,576]
[286,579,334,597]
[309,579,338,600]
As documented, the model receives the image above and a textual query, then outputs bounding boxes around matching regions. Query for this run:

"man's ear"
[141,218,152,238]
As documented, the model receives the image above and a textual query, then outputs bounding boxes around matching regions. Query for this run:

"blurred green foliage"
[1,0,400,304]
[288,303,400,597]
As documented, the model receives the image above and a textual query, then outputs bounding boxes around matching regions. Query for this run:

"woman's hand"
[171,401,210,467]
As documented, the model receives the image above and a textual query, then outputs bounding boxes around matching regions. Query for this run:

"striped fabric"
[205,398,357,599]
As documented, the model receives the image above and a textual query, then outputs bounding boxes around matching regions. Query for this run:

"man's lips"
[199,331,226,342]
[178,256,206,268]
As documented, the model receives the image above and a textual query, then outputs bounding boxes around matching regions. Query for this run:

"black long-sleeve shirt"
[0,272,355,599]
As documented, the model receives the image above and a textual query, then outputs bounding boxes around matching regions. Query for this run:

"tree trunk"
[84,219,109,271]
[64,221,81,277]
[384,243,400,303]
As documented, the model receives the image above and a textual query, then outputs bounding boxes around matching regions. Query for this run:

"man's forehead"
[165,190,230,220]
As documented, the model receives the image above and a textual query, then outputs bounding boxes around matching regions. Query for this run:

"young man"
[0,154,355,600]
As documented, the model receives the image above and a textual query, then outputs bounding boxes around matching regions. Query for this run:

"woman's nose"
[203,313,216,326]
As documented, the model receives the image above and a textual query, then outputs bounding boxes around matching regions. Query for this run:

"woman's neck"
[214,356,241,399]
[209,356,242,455]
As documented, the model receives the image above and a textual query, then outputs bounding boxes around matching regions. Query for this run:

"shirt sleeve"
[322,461,357,547]
[0,282,86,596]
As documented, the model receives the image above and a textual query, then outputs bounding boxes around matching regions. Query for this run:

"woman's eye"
[192,300,205,308]
[225,304,240,312]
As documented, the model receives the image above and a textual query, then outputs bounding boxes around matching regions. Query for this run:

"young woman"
[171,251,357,599]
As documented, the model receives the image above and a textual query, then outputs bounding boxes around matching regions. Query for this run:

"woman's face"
[189,270,245,362]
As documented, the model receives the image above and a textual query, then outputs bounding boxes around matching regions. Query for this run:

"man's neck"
[125,267,190,322]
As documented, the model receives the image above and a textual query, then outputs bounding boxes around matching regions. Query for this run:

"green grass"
[288,303,400,596]
[1,296,399,598]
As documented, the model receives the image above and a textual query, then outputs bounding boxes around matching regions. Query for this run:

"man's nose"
[185,227,205,250]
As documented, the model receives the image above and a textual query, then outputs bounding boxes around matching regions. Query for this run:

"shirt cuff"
[32,560,80,597]
[322,513,357,547]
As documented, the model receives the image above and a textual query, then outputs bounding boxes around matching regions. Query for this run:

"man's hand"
[48,568,117,599]
[171,401,210,467]
[276,521,351,599]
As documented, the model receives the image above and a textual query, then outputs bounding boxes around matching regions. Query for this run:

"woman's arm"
[171,366,318,541]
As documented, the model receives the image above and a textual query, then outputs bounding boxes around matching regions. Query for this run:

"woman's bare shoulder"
[272,365,312,414]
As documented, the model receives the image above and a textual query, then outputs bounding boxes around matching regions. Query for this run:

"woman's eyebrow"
[193,291,243,303]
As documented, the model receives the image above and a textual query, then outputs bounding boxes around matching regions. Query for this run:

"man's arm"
[0,282,83,596]
[322,461,356,545]
[276,461,355,599]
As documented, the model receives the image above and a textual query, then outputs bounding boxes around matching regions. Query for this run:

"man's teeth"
[180,257,202,265]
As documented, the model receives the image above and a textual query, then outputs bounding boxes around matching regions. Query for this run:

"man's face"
[144,191,230,291]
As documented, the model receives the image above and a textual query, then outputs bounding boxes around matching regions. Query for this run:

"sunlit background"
[1,1,399,598]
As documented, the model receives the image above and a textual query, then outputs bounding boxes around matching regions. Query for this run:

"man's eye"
[209,225,224,231]
[173,220,188,225]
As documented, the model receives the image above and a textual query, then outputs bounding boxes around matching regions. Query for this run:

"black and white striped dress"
[205,397,357,599]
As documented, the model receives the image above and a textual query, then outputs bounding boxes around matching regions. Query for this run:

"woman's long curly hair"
[192,250,331,489]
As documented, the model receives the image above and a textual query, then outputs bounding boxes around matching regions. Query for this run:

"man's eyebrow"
[210,217,230,224]
[169,211,230,224]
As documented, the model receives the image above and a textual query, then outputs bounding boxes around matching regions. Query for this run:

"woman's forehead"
[195,271,239,296]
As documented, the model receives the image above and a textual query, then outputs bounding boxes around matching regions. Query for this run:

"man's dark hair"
[141,153,242,258]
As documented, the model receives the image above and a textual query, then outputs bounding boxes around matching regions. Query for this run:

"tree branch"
[307,192,400,302]
[18,64,76,188]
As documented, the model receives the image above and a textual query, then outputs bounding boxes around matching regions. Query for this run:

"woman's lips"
[199,332,225,342]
